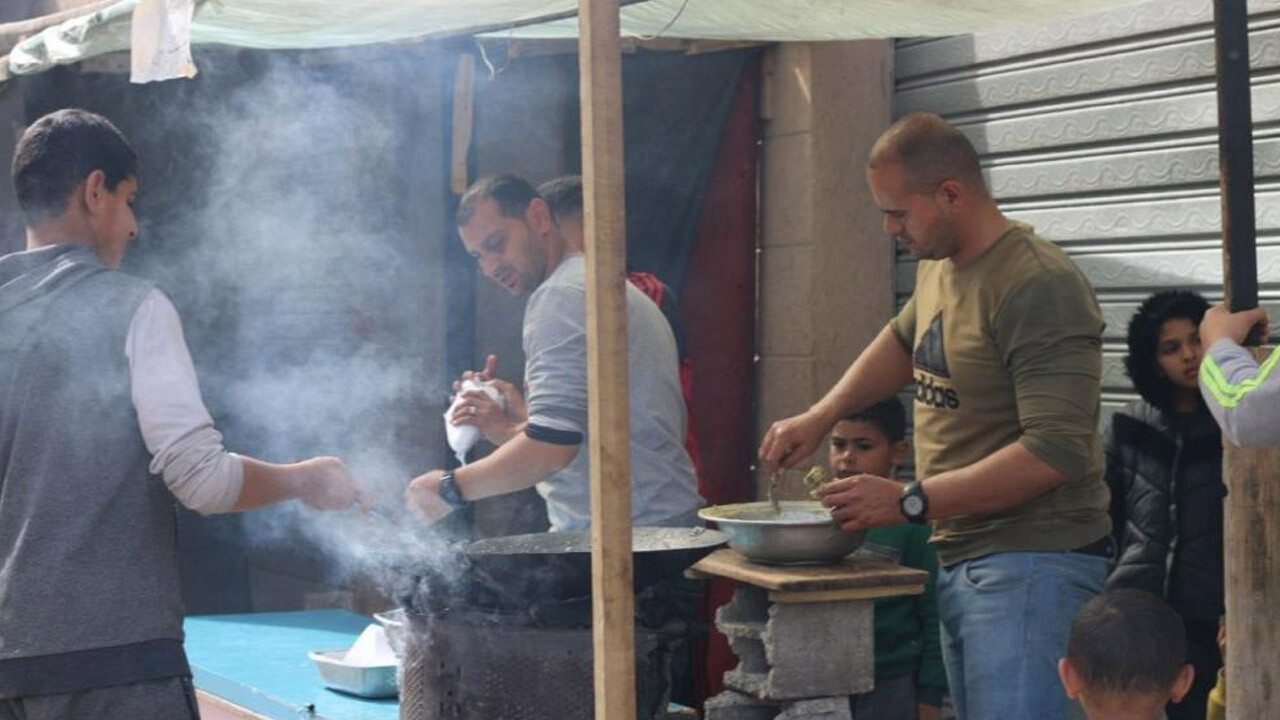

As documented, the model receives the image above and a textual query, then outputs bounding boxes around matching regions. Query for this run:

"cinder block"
[764,599,875,698]
[703,691,853,720]
[776,697,853,720]
[719,592,875,700]
[717,586,771,627]
[704,690,778,720]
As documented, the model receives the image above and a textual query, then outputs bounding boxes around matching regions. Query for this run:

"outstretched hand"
[296,456,363,511]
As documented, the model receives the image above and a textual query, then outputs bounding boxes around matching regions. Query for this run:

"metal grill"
[399,612,673,720]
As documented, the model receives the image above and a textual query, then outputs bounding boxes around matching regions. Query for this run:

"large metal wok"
[394,526,726,617]
[462,526,726,608]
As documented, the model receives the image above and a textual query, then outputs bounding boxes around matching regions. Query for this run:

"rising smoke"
[125,48,459,597]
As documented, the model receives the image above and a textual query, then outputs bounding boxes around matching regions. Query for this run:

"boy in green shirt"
[828,398,946,720]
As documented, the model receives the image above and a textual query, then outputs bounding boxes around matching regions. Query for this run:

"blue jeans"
[938,550,1108,720]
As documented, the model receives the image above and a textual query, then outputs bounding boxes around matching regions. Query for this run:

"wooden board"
[768,585,925,605]
[688,548,928,595]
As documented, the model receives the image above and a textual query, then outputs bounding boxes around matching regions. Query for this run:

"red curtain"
[681,53,760,708]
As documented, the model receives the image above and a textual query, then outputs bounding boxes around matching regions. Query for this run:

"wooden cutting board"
[688,549,927,603]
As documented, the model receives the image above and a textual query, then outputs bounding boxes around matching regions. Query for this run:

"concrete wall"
[755,41,895,497]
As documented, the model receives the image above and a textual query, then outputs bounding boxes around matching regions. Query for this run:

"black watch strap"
[899,480,929,525]
[438,472,470,509]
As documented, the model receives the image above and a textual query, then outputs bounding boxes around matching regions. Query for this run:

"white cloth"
[124,289,243,515]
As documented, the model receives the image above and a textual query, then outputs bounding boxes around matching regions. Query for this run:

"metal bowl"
[698,501,865,565]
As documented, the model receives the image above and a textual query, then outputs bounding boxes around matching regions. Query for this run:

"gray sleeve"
[126,290,244,515]
[524,286,589,438]
[1199,339,1280,447]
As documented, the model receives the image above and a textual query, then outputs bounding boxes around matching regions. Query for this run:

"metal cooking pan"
[461,526,727,608]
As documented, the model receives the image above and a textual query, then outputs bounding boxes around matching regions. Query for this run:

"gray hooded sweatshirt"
[1199,338,1280,447]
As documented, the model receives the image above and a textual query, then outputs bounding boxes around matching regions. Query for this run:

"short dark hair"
[455,174,538,227]
[11,108,138,224]
[537,175,583,223]
[1066,589,1188,696]
[868,111,986,195]
[1124,290,1210,414]
[843,397,907,444]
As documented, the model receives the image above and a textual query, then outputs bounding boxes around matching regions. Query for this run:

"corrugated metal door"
[893,0,1280,421]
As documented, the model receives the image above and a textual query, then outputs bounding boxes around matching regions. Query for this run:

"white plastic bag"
[444,378,505,466]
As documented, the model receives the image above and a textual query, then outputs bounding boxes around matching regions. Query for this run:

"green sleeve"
[904,525,947,706]
[992,268,1104,481]
[890,293,917,353]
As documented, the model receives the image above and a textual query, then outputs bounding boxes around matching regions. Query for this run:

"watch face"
[440,476,465,507]
[903,495,925,517]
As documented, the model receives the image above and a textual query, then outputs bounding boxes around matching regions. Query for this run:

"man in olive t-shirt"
[760,112,1110,720]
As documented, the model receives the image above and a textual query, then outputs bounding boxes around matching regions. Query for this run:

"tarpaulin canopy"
[3,0,1152,83]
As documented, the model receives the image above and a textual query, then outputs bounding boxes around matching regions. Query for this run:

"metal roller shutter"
[893,0,1280,436]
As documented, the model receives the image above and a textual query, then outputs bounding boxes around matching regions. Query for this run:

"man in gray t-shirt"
[405,175,702,530]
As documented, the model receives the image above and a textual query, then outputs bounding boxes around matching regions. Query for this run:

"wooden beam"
[449,53,475,195]
[1211,1,1280,717]
[578,0,636,718]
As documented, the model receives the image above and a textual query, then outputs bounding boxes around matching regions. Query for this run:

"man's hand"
[1200,304,1270,348]
[404,469,456,524]
[450,378,528,445]
[453,354,500,393]
[917,704,941,720]
[759,407,834,473]
[295,456,361,511]
[813,474,907,531]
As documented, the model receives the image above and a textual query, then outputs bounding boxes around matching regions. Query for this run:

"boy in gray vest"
[0,109,363,719]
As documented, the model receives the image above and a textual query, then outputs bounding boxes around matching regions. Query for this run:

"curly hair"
[1123,290,1210,414]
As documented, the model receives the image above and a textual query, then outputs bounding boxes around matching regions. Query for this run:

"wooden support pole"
[578,0,636,718]
[1212,1,1280,716]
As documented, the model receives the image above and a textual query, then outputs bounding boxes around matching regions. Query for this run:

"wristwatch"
[899,480,929,525]
[438,472,471,509]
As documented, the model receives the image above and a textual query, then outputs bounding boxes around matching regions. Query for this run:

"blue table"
[185,610,399,720]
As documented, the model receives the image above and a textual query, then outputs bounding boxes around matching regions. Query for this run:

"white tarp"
[5,0,1151,82]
